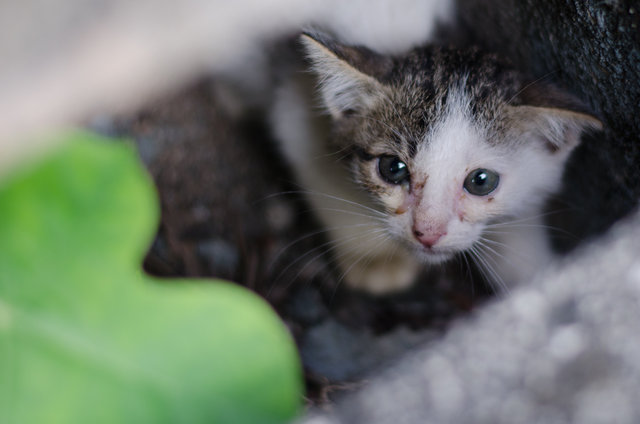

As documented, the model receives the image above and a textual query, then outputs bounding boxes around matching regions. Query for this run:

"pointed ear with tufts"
[509,83,603,153]
[300,32,393,119]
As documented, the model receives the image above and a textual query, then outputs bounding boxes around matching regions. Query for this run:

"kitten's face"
[303,34,601,264]
[350,86,569,264]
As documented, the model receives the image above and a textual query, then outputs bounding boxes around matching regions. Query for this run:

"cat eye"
[464,168,500,196]
[378,155,409,185]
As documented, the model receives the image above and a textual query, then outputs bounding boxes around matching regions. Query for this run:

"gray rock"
[301,318,437,381]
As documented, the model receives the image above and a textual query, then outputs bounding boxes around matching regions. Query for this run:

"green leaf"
[0,132,302,424]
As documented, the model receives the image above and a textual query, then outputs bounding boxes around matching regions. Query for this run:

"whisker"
[474,239,513,264]
[312,144,354,161]
[311,207,387,223]
[331,231,392,299]
[284,189,388,218]
[269,227,389,295]
[486,209,568,227]
[476,236,511,249]
[474,239,502,257]
[313,228,393,300]
[381,233,401,270]
[483,224,579,241]
[267,221,382,272]
[468,245,509,295]
[477,236,529,265]
[269,231,367,290]
[465,248,491,290]
[459,251,476,297]
[506,70,559,106]
[475,243,511,288]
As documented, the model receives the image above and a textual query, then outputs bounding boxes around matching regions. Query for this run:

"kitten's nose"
[413,229,446,248]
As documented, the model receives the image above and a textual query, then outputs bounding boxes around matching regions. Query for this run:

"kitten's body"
[272,34,600,294]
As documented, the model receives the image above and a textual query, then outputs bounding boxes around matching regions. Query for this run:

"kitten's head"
[301,32,602,264]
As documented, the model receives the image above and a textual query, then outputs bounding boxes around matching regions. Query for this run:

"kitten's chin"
[414,248,457,265]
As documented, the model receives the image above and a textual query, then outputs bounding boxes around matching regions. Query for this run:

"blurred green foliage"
[0,132,302,424]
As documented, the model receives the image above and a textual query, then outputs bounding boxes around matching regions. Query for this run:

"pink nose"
[413,229,446,248]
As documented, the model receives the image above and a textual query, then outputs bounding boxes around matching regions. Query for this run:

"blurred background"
[3,0,640,420]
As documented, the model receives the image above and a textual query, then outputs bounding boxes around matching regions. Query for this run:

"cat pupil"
[474,172,488,186]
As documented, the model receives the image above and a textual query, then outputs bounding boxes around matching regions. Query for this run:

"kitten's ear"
[300,32,392,119]
[511,83,603,153]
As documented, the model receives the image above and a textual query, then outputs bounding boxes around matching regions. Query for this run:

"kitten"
[271,32,601,294]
